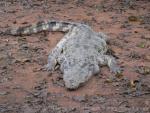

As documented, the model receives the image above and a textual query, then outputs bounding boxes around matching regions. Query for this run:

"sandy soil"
[0,0,150,113]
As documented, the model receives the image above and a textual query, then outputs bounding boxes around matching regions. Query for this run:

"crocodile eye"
[98,49,101,53]
[61,49,63,53]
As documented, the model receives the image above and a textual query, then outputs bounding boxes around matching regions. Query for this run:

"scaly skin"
[4,20,121,89]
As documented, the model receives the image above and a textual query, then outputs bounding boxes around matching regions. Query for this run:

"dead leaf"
[128,16,138,22]
[135,66,150,75]
[115,72,123,78]
[137,42,146,48]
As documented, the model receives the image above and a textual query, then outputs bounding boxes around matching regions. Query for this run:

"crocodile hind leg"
[97,55,121,74]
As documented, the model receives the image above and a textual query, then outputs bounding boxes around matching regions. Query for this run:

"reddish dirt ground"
[0,0,150,113]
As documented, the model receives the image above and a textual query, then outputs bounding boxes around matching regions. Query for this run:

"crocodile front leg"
[45,27,77,71]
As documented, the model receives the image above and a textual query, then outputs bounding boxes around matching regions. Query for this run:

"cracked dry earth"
[0,0,150,113]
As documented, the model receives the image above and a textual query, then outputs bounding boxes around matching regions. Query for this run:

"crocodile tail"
[5,20,77,36]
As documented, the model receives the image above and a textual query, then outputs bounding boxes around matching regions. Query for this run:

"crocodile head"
[63,62,99,89]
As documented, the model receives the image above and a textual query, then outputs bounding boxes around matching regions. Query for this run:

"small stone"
[0,91,9,95]
[105,76,116,83]
[72,95,87,102]
[144,55,150,61]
